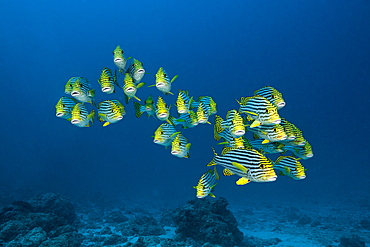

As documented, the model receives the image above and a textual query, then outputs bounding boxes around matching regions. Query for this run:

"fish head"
[156,111,169,121]
[153,127,165,144]
[260,106,281,125]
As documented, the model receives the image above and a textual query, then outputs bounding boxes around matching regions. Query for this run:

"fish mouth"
[114,58,123,63]
[137,69,145,74]
[171,150,180,155]
[56,113,64,117]
[153,139,162,144]
[71,119,80,124]
[288,136,296,140]
[233,130,245,137]
[266,176,277,182]
[102,87,113,93]
[156,82,165,87]
[178,109,187,114]
[306,153,314,158]
[71,91,80,96]
[125,87,136,93]
[272,119,281,124]
[297,141,306,146]
[279,135,287,140]
[298,175,306,180]
[277,102,286,108]
[116,116,123,121]
[158,113,168,120]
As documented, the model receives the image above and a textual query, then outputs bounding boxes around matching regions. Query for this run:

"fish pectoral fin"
[232,162,248,174]
[168,91,174,95]
[171,75,179,83]
[262,139,270,144]
[209,192,216,198]
[185,143,191,152]
[103,122,111,127]
[236,177,251,185]
[148,84,156,87]
[134,96,141,101]
[249,120,262,128]
[169,131,180,138]
[206,121,212,125]
[137,82,146,89]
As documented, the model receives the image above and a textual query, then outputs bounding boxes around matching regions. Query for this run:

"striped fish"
[254,86,285,109]
[193,166,219,198]
[280,121,306,146]
[217,110,245,138]
[196,101,211,124]
[153,123,179,148]
[249,139,285,154]
[123,73,145,104]
[65,77,81,95]
[149,67,178,95]
[246,123,287,144]
[98,100,125,127]
[198,96,217,116]
[55,96,78,120]
[133,95,155,118]
[280,118,296,141]
[71,103,95,127]
[237,95,281,127]
[71,77,96,106]
[283,141,313,160]
[176,89,193,114]
[207,147,277,185]
[274,156,306,180]
[167,110,199,129]
[155,96,170,121]
[113,45,130,74]
[127,58,145,85]
[97,67,119,94]
[171,133,191,158]
[214,122,250,149]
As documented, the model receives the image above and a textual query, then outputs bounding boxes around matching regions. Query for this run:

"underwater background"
[1,0,369,210]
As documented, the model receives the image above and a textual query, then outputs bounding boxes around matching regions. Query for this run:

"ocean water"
[0,0,369,212]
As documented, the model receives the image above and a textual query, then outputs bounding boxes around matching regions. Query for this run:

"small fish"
[214,121,249,149]
[246,123,287,144]
[280,121,306,146]
[65,77,81,95]
[215,110,245,138]
[283,141,313,160]
[167,110,199,129]
[280,118,296,141]
[198,96,217,115]
[113,45,130,74]
[155,96,171,121]
[176,89,193,114]
[196,101,211,124]
[149,67,178,95]
[127,58,145,85]
[55,96,78,120]
[254,86,285,109]
[133,95,156,118]
[237,95,281,127]
[123,73,146,103]
[97,67,119,94]
[153,123,179,148]
[193,166,219,198]
[171,133,191,158]
[207,147,277,184]
[70,77,96,106]
[98,100,125,126]
[249,139,285,154]
[274,156,306,180]
[71,103,95,127]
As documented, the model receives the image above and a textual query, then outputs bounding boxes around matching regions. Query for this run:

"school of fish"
[55,44,314,199]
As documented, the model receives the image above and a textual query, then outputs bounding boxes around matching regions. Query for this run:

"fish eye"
[121,50,123,54]
[265,109,269,113]
[62,104,65,107]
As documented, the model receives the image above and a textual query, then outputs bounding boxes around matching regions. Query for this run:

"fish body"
[280,118,296,140]
[196,101,210,124]
[97,67,118,94]
[171,133,191,158]
[254,86,285,109]
[133,95,155,118]
[176,89,193,114]
[249,139,285,154]
[198,96,217,115]
[55,96,78,120]
[123,73,145,103]
[214,121,248,149]
[168,110,199,129]
[71,103,95,127]
[65,77,81,95]
[246,124,287,143]
[217,110,245,138]
[70,77,96,106]
[98,100,125,126]
[274,156,306,180]
[127,58,145,84]
[155,96,170,121]
[237,95,281,127]
[152,67,178,95]
[113,45,129,74]
[193,166,219,198]
[208,147,277,184]
[283,141,313,160]
[153,123,178,148]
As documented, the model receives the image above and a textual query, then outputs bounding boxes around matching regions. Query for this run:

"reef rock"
[172,197,244,247]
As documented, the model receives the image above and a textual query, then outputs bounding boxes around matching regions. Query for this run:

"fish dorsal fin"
[236,177,250,185]
[221,147,233,156]
[275,156,287,164]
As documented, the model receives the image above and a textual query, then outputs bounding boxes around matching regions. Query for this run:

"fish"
[246,123,287,144]
[214,121,250,149]
[283,141,313,160]
[71,103,95,127]
[55,96,78,120]
[65,77,81,95]
[98,100,125,126]
[167,110,199,129]
[207,147,277,184]
[149,67,178,95]
[254,86,285,109]
[196,101,211,124]
[113,45,130,74]
[133,95,156,118]
[274,156,306,180]
[215,110,245,138]
[97,67,119,94]
[153,123,179,149]
[175,89,193,114]
[237,95,281,127]
[280,118,296,141]
[155,96,171,121]
[193,166,219,198]
[122,73,146,103]
[171,133,191,158]
[197,96,217,115]
[70,77,96,106]
[127,58,145,85]
[249,139,285,154]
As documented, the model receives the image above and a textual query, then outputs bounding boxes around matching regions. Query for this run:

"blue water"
[1,0,369,207]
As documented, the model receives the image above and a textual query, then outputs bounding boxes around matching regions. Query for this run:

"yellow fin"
[103,122,111,127]
[148,84,156,87]
[249,120,261,128]
[134,96,141,101]
[262,139,270,144]
[236,177,250,185]
[232,162,248,174]
[171,75,179,83]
